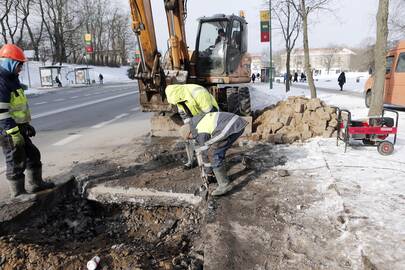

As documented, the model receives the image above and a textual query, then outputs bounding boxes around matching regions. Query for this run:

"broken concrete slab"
[85,183,202,207]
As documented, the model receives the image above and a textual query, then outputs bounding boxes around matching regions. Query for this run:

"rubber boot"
[7,178,28,198]
[26,167,55,193]
[184,141,197,170]
[212,166,232,197]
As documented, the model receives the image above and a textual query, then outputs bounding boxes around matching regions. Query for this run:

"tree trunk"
[301,0,317,98]
[286,50,291,92]
[368,0,389,116]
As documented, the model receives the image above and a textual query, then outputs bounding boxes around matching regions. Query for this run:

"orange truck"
[364,40,405,109]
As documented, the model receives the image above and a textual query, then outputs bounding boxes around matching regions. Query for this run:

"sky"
[121,0,380,54]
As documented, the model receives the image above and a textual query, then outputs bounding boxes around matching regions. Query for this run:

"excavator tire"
[239,86,251,116]
[226,88,240,114]
[226,87,252,116]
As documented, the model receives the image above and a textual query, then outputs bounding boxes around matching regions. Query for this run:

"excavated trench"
[0,188,204,270]
[0,140,206,270]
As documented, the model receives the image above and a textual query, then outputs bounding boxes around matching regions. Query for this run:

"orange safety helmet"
[0,44,27,62]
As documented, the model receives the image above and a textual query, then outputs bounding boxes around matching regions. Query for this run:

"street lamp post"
[269,0,273,89]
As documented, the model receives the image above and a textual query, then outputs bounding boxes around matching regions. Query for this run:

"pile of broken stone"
[252,96,338,144]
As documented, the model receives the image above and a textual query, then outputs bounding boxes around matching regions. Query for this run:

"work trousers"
[209,129,244,168]
[1,133,41,180]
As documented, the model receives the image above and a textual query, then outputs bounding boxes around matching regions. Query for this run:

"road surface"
[0,81,152,201]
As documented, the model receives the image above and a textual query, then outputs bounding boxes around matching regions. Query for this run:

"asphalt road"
[0,81,152,200]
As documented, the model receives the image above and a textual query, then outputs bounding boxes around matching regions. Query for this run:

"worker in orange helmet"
[0,44,54,199]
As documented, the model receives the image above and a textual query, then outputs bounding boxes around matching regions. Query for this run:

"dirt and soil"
[0,191,203,270]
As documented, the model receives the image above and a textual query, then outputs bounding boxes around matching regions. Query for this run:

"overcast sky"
[121,0,380,53]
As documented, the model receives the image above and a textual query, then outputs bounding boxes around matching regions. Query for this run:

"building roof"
[283,48,356,57]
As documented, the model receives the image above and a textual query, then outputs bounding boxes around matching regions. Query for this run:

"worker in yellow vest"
[0,44,54,198]
[166,84,219,170]
[179,111,248,196]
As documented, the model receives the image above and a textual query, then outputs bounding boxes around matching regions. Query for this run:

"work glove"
[21,123,36,137]
[9,131,25,147]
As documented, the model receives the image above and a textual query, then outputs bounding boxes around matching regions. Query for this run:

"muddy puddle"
[0,188,203,270]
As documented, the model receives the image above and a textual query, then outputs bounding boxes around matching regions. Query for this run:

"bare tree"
[369,0,389,116]
[0,0,30,45]
[272,0,301,92]
[40,0,83,64]
[289,0,333,98]
[322,48,338,74]
[21,0,45,60]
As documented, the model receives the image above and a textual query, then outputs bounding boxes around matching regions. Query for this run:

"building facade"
[280,48,356,76]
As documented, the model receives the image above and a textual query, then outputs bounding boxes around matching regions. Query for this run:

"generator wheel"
[377,141,394,155]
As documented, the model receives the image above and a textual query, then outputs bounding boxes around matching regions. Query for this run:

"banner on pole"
[85,34,92,42]
[260,10,270,43]
[260,10,270,21]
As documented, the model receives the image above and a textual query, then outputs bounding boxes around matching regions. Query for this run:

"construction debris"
[252,96,338,144]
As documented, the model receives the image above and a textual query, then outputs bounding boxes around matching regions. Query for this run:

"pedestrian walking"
[293,72,298,82]
[0,44,54,199]
[300,72,306,82]
[179,111,248,196]
[338,71,346,91]
[251,73,256,83]
[166,84,219,171]
[99,73,104,84]
[55,75,62,87]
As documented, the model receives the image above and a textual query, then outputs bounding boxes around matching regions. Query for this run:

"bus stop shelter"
[74,67,93,84]
[39,66,66,87]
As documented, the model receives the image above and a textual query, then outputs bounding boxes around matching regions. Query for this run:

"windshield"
[197,20,228,76]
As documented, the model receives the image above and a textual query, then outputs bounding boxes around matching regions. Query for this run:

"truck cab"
[364,40,405,109]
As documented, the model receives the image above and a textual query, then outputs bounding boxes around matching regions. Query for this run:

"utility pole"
[269,0,273,89]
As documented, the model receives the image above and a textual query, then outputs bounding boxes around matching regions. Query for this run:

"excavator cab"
[193,14,251,85]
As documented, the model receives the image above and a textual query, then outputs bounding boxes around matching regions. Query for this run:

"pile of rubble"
[253,96,338,144]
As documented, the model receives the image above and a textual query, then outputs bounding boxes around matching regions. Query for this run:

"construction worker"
[166,84,219,169]
[0,44,54,199]
[179,111,248,196]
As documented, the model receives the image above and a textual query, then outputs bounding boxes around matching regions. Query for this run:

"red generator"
[336,108,399,155]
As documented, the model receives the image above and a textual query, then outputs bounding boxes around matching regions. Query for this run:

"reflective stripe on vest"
[10,89,31,124]
[0,102,11,120]
[0,102,9,109]
[0,112,11,120]
[205,115,240,145]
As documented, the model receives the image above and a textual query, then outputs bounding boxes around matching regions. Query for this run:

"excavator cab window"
[196,19,229,76]
[227,20,242,73]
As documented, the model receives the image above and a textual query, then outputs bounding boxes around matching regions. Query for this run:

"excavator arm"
[129,0,189,111]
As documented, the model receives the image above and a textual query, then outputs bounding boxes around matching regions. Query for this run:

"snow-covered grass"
[250,82,405,268]
[275,71,370,93]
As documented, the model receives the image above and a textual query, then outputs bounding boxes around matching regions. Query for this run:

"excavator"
[128,0,252,124]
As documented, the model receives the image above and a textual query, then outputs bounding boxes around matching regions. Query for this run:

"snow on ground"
[275,71,369,93]
[19,61,131,89]
[250,82,405,269]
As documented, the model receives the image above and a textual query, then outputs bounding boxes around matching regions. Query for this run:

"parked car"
[364,40,405,109]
